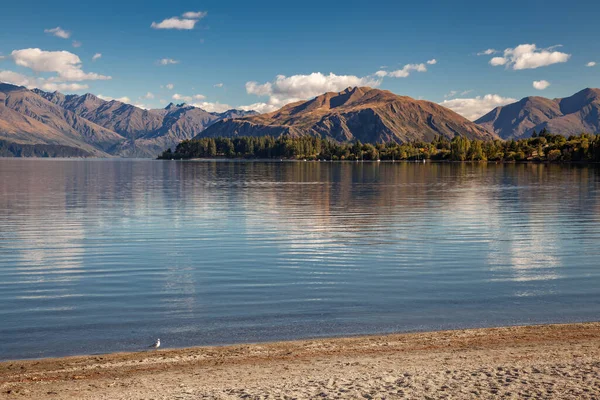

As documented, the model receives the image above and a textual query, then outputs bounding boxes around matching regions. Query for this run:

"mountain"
[0,83,120,157]
[195,87,497,143]
[33,89,257,157]
[0,83,257,157]
[476,88,600,139]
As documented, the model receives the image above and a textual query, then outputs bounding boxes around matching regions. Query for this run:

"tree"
[451,137,470,161]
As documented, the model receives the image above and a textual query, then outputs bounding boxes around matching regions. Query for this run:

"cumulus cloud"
[533,80,551,90]
[587,61,597,67]
[427,59,437,65]
[42,82,89,91]
[477,49,497,56]
[98,94,132,104]
[244,72,381,112]
[214,83,224,88]
[376,63,428,78]
[0,70,88,92]
[191,101,232,113]
[172,93,205,102]
[444,90,458,98]
[172,93,191,102]
[490,57,508,66]
[151,18,197,30]
[238,102,275,114]
[158,58,179,65]
[488,44,570,70]
[151,11,207,30]
[0,70,34,87]
[44,27,70,39]
[72,41,82,48]
[182,11,207,19]
[11,48,111,81]
[440,94,517,121]
[166,83,174,89]
[144,92,155,99]
[92,53,102,61]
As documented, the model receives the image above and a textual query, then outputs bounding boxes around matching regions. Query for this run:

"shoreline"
[2,322,600,399]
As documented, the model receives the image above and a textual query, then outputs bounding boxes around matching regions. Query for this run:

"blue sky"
[1,0,599,119]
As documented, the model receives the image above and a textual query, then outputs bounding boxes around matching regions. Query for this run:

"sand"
[1,323,600,399]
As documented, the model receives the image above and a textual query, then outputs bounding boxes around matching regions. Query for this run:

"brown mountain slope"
[33,90,256,157]
[0,84,118,156]
[476,88,600,139]
[196,87,497,143]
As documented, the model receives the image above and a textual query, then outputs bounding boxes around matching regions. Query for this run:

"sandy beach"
[1,323,599,399]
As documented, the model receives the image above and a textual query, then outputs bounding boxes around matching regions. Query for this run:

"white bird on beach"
[149,338,160,349]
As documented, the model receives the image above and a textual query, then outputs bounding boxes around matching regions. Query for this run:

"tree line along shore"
[158,130,600,163]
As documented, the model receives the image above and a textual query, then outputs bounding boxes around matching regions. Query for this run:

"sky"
[1,0,599,119]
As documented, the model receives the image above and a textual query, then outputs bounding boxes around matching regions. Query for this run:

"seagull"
[149,338,160,349]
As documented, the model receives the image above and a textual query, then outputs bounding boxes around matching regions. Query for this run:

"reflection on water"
[1,160,600,360]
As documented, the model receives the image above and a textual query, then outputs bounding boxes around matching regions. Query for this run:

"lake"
[1,159,600,360]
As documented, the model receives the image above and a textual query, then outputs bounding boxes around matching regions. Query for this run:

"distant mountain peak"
[476,88,600,139]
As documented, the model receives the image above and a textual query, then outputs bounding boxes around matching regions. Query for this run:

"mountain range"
[197,87,496,143]
[0,83,255,157]
[1,83,600,157]
[476,88,600,139]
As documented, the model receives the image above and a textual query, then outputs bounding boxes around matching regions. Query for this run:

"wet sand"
[1,323,600,399]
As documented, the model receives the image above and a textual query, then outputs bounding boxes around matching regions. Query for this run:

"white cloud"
[533,80,551,90]
[0,70,31,86]
[44,27,70,39]
[158,58,179,65]
[41,82,89,92]
[427,59,437,65]
[151,18,197,30]
[172,93,191,102]
[377,63,428,78]
[11,48,111,81]
[238,102,274,114]
[166,83,174,90]
[214,83,224,88]
[489,44,570,70]
[440,94,517,121]
[477,49,497,56]
[586,61,597,67]
[72,41,82,48]
[182,11,207,19]
[92,53,102,61]
[98,94,132,104]
[191,101,232,113]
[0,70,88,92]
[151,11,206,30]
[245,72,380,112]
[172,93,205,102]
[490,57,508,66]
[144,92,155,99]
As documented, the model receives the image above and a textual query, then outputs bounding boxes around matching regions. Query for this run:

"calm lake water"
[1,159,600,360]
